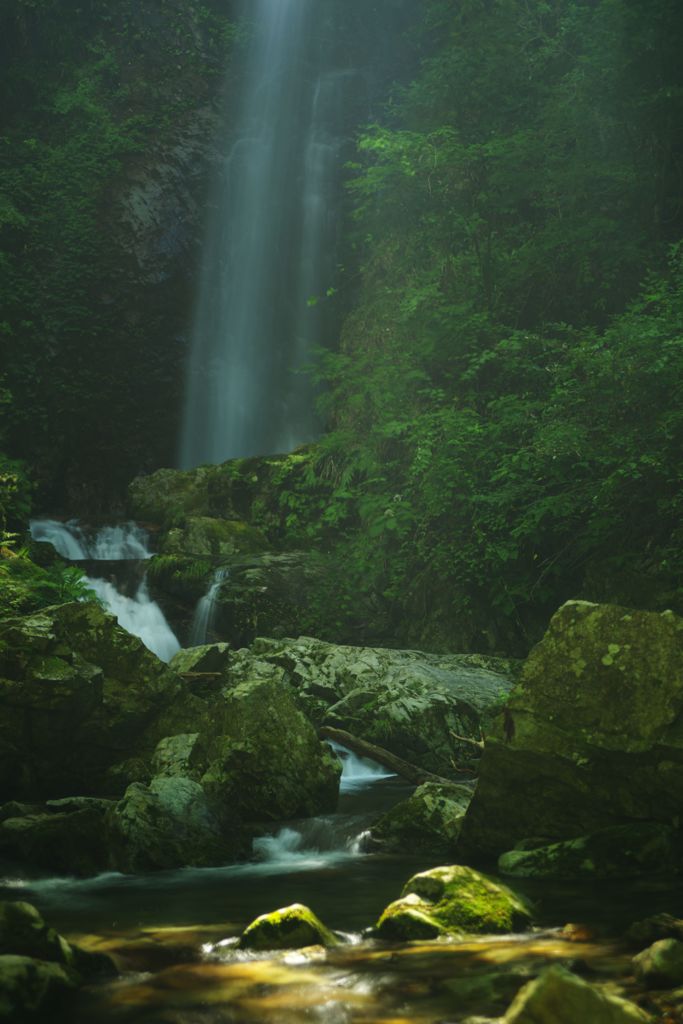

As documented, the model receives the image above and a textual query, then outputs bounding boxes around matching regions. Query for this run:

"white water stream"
[189,567,229,647]
[29,519,180,663]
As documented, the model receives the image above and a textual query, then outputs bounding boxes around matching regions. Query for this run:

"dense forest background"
[1,0,683,654]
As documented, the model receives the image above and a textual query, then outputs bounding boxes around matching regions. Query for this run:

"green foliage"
[306,0,683,653]
[0,550,96,616]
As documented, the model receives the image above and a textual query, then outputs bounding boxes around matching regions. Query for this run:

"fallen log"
[319,726,461,787]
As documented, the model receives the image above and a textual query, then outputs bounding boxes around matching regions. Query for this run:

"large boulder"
[229,637,515,777]
[0,798,112,876]
[0,601,201,799]
[0,956,76,1021]
[106,776,239,871]
[458,602,683,860]
[502,965,651,1023]
[375,865,533,941]
[498,824,678,881]
[0,604,341,874]
[160,517,267,559]
[0,901,114,1020]
[370,782,473,855]
[197,674,341,822]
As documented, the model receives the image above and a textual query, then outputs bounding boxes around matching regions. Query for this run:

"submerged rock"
[370,782,473,855]
[375,865,533,940]
[497,823,678,880]
[238,903,339,951]
[459,601,683,860]
[502,965,651,1023]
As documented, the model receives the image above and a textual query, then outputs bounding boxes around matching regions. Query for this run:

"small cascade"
[29,519,180,663]
[329,741,396,793]
[189,568,229,647]
[251,743,397,871]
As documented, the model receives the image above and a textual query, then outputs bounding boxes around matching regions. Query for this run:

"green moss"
[375,865,533,940]
[238,904,339,951]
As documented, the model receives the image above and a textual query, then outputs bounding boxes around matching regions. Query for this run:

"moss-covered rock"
[169,644,231,677]
[230,636,514,777]
[238,904,339,951]
[370,782,473,855]
[199,674,341,821]
[0,955,76,1021]
[106,775,241,871]
[0,801,111,877]
[498,824,678,881]
[161,517,267,559]
[502,965,652,1023]
[633,938,683,989]
[375,865,533,940]
[0,903,72,967]
[458,602,683,860]
[0,601,196,800]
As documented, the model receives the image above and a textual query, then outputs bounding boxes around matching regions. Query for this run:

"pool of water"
[1,749,676,1023]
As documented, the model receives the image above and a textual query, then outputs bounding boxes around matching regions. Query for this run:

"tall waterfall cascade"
[180,1,361,468]
[30,520,180,663]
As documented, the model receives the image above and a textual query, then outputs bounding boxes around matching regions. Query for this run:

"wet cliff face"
[0,0,237,513]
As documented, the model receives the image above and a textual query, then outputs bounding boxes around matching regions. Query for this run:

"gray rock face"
[230,636,514,776]
[458,601,683,860]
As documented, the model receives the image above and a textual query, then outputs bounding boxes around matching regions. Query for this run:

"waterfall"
[189,568,229,646]
[180,1,353,468]
[29,519,180,663]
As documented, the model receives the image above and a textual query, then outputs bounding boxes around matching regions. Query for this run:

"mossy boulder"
[0,799,112,876]
[633,938,683,989]
[169,644,231,676]
[375,865,533,940]
[238,904,339,951]
[106,775,241,871]
[498,823,678,881]
[231,637,514,777]
[0,903,73,967]
[459,601,683,860]
[0,601,200,800]
[502,965,651,1023]
[161,517,267,559]
[370,782,473,855]
[128,466,213,527]
[198,673,341,821]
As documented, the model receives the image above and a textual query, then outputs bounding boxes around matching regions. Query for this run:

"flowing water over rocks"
[29,518,180,662]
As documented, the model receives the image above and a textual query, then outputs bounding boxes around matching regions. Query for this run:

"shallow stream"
[2,747,679,1022]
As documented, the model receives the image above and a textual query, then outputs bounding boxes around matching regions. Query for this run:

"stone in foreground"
[502,965,651,1023]
[0,955,76,1021]
[238,904,339,950]
[459,602,683,859]
[633,938,683,989]
[375,865,533,941]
